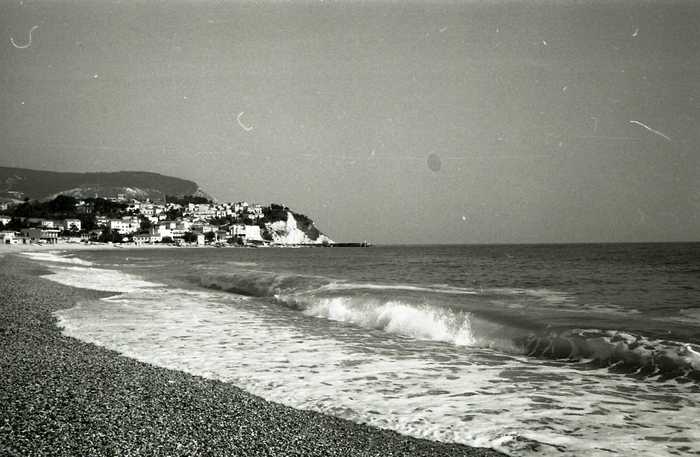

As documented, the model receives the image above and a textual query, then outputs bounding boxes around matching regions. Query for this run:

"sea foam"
[22,251,94,266]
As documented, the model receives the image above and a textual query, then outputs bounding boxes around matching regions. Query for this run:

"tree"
[261,228,273,242]
[98,228,122,243]
[79,214,97,232]
[182,231,197,243]
[139,217,153,233]
[263,204,288,222]
[204,232,216,243]
[166,195,213,205]
[5,218,29,230]
[160,236,174,244]
[48,195,77,213]
[165,207,183,220]
[88,198,127,217]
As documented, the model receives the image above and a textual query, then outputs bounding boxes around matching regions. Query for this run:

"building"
[140,203,164,217]
[42,220,59,229]
[150,220,178,239]
[133,234,162,244]
[215,229,230,243]
[0,231,17,244]
[249,205,264,219]
[152,220,177,237]
[82,229,103,241]
[189,204,216,218]
[0,215,11,226]
[230,225,263,244]
[109,217,139,235]
[191,223,216,233]
[232,202,249,214]
[20,228,59,244]
[24,218,56,228]
[62,218,82,232]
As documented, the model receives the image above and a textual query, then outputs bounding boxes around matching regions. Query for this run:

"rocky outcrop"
[265,210,333,245]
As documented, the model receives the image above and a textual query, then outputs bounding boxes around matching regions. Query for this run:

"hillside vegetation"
[0,167,206,202]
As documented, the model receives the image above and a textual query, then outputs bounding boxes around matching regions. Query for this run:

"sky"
[1,0,698,244]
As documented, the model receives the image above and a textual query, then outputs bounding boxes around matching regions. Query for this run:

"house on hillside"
[109,217,139,235]
[230,225,263,244]
[152,220,176,238]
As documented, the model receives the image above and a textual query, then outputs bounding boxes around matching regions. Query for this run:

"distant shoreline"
[0,241,184,255]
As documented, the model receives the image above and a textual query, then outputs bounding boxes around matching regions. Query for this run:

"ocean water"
[22,244,700,456]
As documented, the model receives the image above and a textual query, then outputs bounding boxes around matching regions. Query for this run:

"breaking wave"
[200,269,700,381]
[302,297,478,345]
[22,251,94,266]
[200,270,330,297]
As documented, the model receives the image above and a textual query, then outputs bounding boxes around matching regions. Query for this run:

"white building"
[1,231,17,244]
[0,215,11,226]
[191,223,216,233]
[63,219,82,232]
[133,234,162,244]
[151,221,176,238]
[233,202,249,213]
[190,204,215,218]
[250,204,264,218]
[231,225,263,243]
[140,204,164,217]
[109,217,139,235]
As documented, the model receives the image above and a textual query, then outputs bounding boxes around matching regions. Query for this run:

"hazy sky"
[1,0,698,243]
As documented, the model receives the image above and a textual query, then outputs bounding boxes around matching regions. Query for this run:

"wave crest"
[200,269,700,380]
[301,296,476,345]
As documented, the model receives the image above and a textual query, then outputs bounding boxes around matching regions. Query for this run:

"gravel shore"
[0,254,504,457]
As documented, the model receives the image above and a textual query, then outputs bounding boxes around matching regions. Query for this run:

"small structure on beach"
[0,231,17,244]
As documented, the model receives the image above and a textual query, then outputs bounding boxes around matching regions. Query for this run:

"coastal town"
[0,194,334,247]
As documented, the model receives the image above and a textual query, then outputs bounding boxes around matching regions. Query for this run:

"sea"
[21,243,700,456]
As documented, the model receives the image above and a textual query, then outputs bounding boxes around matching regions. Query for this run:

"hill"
[0,167,210,203]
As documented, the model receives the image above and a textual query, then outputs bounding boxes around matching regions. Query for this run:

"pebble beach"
[0,252,503,457]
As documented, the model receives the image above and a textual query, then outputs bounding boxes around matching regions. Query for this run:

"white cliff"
[267,211,333,245]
